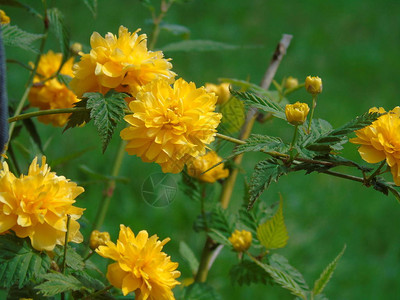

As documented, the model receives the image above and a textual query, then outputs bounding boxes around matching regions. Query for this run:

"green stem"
[289,125,298,160]
[83,285,113,300]
[61,215,71,274]
[307,94,317,134]
[148,0,173,50]
[215,132,246,145]
[195,237,215,282]
[83,250,95,262]
[366,160,386,183]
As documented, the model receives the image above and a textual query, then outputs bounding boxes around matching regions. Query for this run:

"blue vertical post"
[0,26,9,154]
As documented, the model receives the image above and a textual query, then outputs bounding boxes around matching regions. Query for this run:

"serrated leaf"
[180,170,202,202]
[209,204,234,238]
[231,134,288,158]
[229,259,270,286]
[179,241,199,275]
[208,228,231,246]
[2,24,43,53]
[47,8,70,61]
[312,244,346,296]
[231,90,286,120]
[248,160,287,209]
[256,196,288,250]
[251,258,307,300]
[0,234,51,289]
[183,282,221,300]
[53,246,85,271]
[81,0,98,17]
[219,96,245,135]
[162,40,242,52]
[36,273,84,296]
[85,90,128,153]
[63,98,91,131]
[269,253,309,291]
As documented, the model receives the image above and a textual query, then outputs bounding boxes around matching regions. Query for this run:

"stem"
[195,237,215,282]
[83,250,95,262]
[61,215,71,274]
[289,125,298,160]
[83,285,113,300]
[319,169,364,183]
[366,161,386,183]
[148,0,173,50]
[215,133,245,145]
[307,94,317,134]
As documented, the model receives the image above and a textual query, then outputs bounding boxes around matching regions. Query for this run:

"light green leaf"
[219,97,245,135]
[81,0,98,17]
[0,235,51,289]
[179,241,199,275]
[312,244,346,296]
[57,74,72,87]
[208,228,231,246]
[48,8,70,60]
[85,90,128,153]
[162,40,242,52]
[160,23,190,37]
[183,282,221,300]
[251,258,307,300]
[53,245,85,271]
[36,273,84,296]
[230,90,286,120]
[256,196,288,250]
[0,0,42,18]
[248,160,288,209]
[1,24,43,53]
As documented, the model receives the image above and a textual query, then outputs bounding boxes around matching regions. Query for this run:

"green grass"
[3,0,400,299]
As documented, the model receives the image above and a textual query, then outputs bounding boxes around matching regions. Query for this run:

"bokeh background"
[3,0,400,299]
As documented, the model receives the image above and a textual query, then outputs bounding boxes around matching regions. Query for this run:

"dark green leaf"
[57,74,72,88]
[86,90,128,153]
[312,245,346,296]
[162,40,243,52]
[0,234,51,289]
[231,134,288,158]
[183,282,221,300]
[209,204,235,238]
[179,241,199,275]
[2,24,43,53]
[81,0,98,17]
[160,22,190,37]
[231,90,286,120]
[180,170,202,202]
[78,165,130,183]
[50,147,95,168]
[269,253,309,291]
[0,0,42,18]
[22,118,43,153]
[53,246,85,271]
[47,8,70,61]
[229,259,271,286]
[248,160,288,210]
[63,98,91,131]
[219,97,245,135]
[36,273,84,296]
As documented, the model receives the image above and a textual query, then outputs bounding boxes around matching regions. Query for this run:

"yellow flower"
[187,151,229,183]
[285,101,310,125]
[70,42,83,56]
[28,51,79,127]
[0,10,10,24]
[229,229,252,252]
[70,26,176,101]
[120,78,222,173]
[0,156,84,251]
[90,230,111,250]
[96,225,180,299]
[350,107,400,186]
[285,76,298,90]
[305,76,322,95]
[205,82,231,105]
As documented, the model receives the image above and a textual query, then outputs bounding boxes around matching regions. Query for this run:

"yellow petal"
[358,145,385,164]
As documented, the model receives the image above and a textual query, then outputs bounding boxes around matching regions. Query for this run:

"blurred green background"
[3,0,400,299]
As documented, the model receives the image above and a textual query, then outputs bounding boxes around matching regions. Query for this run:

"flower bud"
[285,76,298,90]
[285,102,310,126]
[228,229,252,252]
[89,230,111,250]
[0,10,10,25]
[187,151,229,183]
[205,82,231,105]
[305,76,322,95]
[70,42,83,56]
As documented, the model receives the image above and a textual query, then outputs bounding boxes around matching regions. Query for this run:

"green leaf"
[312,244,346,296]
[231,134,288,157]
[229,259,271,286]
[78,165,129,184]
[49,147,95,168]
[208,228,231,246]
[53,246,85,271]
[269,253,309,291]
[0,234,51,289]
[251,258,308,300]
[63,98,91,131]
[209,204,235,238]
[0,0,42,18]
[179,241,199,275]
[162,40,243,52]
[85,90,128,153]
[47,8,70,61]
[57,74,72,87]
[179,170,202,202]
[248,160,288,209]
[160,22,190,37]
[81,0,98,17]
[22,118,44,153]
[183,282,221,300]
[36,273,84,296]
[230,90,286,120]
[256,196,288,250]
[1,24,43,53]
[219,96,245,135]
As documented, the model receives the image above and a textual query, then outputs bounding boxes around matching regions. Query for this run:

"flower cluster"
[229,229,252,252]
[121,78,221,173]
[70,26,176,101]
[351,107,400,185]
[0,157,84,251]
[96,225,180,299]
[187,151,229,183]
[205,82,231,105]
[28,51,79,127]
